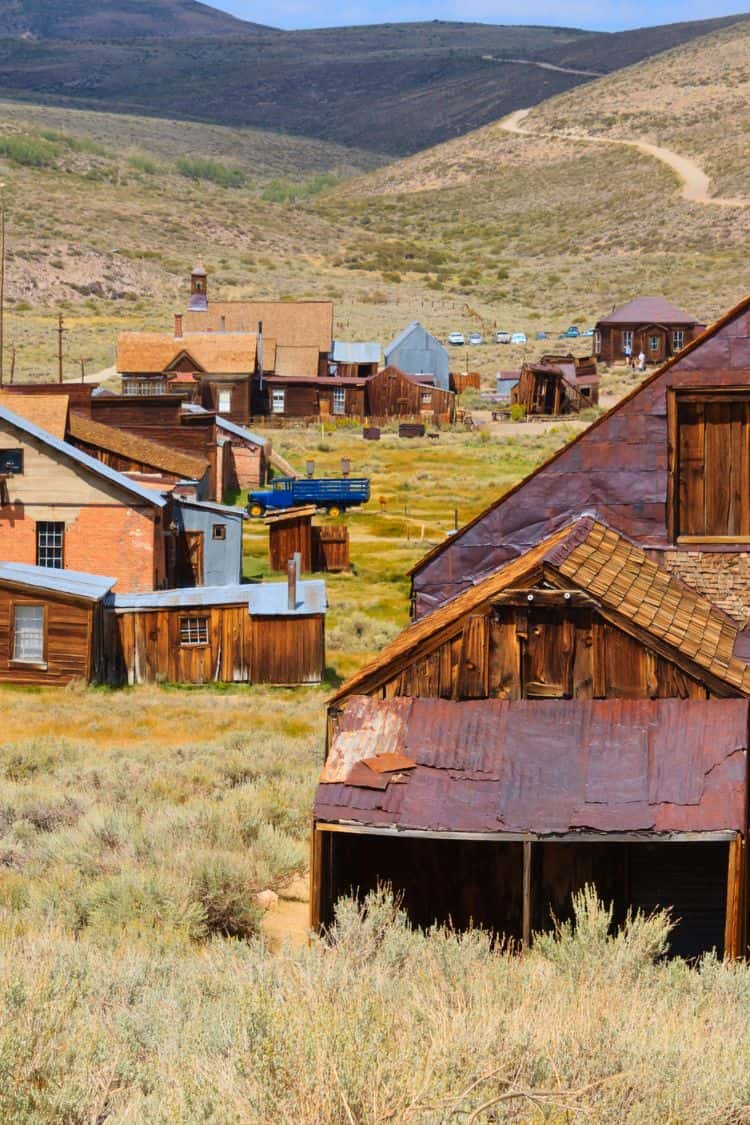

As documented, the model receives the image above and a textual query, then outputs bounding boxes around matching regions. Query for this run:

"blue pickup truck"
[248,477,370,517]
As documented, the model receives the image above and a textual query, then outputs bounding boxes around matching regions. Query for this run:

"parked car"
[535,331,550,340]
[510,332,527,345]
[581,328,594,337]
[468,332,484,345]
[248,476,370,517]
[448,331,465,346]
[495,331,511,344]
[564,326,580,338]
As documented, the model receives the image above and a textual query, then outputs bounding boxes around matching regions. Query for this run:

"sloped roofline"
[410,292,750,578]
[0,404,166,508]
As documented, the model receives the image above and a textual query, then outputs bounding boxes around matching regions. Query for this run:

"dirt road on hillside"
[502,108,748,208]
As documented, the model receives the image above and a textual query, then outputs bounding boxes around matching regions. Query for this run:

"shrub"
[0,135,56,168]
[176,157,246,188]
[509,403,526,422]
[188,855,263,939]
[127,153,158,174]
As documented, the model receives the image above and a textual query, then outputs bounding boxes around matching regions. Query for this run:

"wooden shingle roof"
[332,517,750,703]
[117,332,259,375]
[0,393,69,440]
[68,414,208,481]
[274,345,321,378]
[184,301,333,352]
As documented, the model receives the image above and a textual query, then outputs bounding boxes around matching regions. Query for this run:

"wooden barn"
[313,293,750,960]
[594,296,705,365]
[365,366,456,424]
[512,355,599,416]
[107,578,326,686]
[384,322,451,391]
[0,563,115,686]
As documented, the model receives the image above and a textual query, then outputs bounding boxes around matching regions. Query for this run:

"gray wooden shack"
[384,322,450,391]
[172,498,245,587]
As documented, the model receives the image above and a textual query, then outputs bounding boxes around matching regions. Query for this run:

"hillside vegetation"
[530,17,750,199]
[0,7,746,154]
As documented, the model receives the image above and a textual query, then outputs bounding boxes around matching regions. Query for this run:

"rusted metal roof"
[316,696,749,835]
[597,296,702,326]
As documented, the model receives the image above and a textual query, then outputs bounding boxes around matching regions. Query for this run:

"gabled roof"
[68,414,208,481]
[183,301,333,352]
[0,404,166,508]
[213,416,267,447]
[412,292,750,582]
[0,393,68,440]
[117,332,259,375]
[0,562,116,601]
[597,296,702,326]
[316,696,748,837]
[385,320,442,355]
[333,517,750,703]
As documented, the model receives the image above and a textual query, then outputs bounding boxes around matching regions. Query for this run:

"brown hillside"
[0,0,266,39]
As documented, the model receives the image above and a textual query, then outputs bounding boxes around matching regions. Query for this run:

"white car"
[510,332,527,345]
[495,331,511,344]
[448,331,465,345]
[468,332,484,345]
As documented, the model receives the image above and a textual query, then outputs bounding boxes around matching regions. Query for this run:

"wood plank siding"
[0,587,97,685]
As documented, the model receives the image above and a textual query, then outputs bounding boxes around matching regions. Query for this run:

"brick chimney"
[174,313,183,338]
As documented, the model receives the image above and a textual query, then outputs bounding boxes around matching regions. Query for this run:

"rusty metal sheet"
[314,697,749,836]
[344,762,390,790]
[363,752,416,774]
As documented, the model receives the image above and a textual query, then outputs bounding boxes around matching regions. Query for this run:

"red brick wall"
[230,443,263,489]
[0,505,159,593]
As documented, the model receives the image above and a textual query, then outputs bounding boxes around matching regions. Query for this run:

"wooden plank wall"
[0,589,92,686]
[312,526,350,573]
[365,368,455,423]
[269,517,313,573]
[113,608,324,685]
[374,604,712,703]
[251,616,324,684]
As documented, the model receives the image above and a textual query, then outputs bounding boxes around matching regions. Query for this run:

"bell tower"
[189,261,208,311]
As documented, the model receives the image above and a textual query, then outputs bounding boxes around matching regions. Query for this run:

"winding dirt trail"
[483,56,603,78]
[502,107,748,208]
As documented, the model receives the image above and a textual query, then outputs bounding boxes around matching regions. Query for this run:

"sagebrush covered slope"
[0,0,266,39]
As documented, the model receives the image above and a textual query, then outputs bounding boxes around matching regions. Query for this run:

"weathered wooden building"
[512,355,599,416]
[594,296,705,365]
[364,366,456,424]
[0,563,115,686]
[313,294,750,959]
[252,376,367,422]
[384,322,450,391]
[108,578,326,686]
[266,506,350,574]
[171,498,244,587]
[329,341,380,380]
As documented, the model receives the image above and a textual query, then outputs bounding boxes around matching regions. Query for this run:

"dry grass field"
[4,420,750,1120]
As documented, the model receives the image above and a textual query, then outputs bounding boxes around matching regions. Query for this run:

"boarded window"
[673,392,750,539]
[0,449,23,475]
[179,616,209,646]
[36,522,64,568]
[12,605,45,663]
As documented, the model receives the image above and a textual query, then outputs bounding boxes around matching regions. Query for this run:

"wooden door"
[177,531,204,586]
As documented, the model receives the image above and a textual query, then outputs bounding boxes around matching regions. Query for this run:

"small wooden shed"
[266,506,350,574]
[0,563,115,686]
[107,578,327,686]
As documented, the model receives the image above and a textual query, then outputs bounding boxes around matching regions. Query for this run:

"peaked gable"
[413,295,750,618]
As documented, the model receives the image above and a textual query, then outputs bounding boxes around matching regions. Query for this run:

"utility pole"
[0,182,6,388]
[57,313,65,383]
[9,346,15,385]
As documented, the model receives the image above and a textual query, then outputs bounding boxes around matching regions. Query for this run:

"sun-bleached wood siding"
[0,587,100,686]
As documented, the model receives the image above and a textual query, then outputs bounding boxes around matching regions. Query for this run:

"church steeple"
[189,261,208,311]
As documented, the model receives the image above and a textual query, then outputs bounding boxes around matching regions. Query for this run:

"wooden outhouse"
[0,563,115,686]
[265,507,350,574]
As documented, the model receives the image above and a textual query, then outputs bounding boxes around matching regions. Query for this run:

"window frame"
[36,521,65,569]
[271,389,285,415]
[332,387,346,415]
[179,615,209,648]
[648,334,661,353]
[420,390,433,406]
[217,389,232,414]
[668,386,750,544]
[211,524,226,541]
[672,329,685,352]
[0,449,24,475]
[10,602,47,668]
[622,330,634,351]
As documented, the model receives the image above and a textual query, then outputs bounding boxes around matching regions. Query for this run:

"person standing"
[637,350,646,371]
[624,342,632,366]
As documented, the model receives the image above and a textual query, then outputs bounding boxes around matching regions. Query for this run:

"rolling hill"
[0,0,267,39]
[0,4,747,155]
